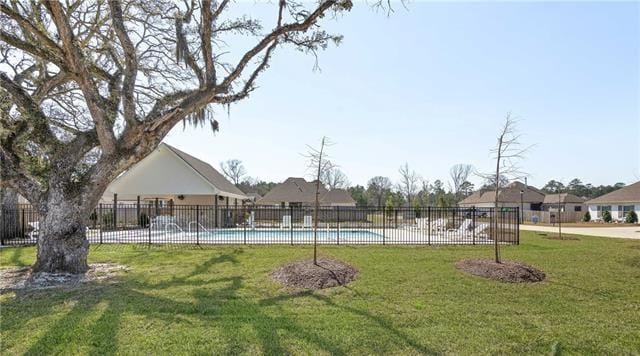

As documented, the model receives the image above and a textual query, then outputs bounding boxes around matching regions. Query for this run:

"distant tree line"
[221,159,628,206]
[540,179,625,198]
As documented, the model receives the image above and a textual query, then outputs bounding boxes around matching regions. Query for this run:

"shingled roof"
[163,144,248,199]
[586,181,639,204]
[543,193,586,204]
[256,178,355,205]
[459,181,545,205]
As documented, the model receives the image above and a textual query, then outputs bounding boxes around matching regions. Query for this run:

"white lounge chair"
[280,215,292,229]
[303,215,313,228]
[28,221,39,238]
[246,211,255,229]
[151,215,177,230]
[430,218,447,232]
[472,223,489,238]
[448,219,473,234]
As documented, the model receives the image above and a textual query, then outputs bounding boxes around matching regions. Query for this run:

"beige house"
[542,193,586,212]
[256,177,356,207]
[459,181,545,210]
[102,143,247,207]
[586,181,640,222]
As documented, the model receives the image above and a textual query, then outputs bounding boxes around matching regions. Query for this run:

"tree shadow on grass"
[259,290,439,355]
[1,249,353,354]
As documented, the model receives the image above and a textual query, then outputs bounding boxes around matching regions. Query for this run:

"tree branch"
[45,1,117,154]
[108,0,139,127]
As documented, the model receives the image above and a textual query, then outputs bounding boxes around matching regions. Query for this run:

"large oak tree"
[0,0,352,273]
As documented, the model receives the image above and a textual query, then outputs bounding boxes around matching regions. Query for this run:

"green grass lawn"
[1,231,639,355]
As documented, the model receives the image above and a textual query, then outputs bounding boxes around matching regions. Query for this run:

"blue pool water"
[196,229,383,240]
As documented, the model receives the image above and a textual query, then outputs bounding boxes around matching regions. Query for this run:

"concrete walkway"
[521,224,640,240]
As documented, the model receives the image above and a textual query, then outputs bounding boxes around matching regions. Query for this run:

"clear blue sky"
[165,1,639,189]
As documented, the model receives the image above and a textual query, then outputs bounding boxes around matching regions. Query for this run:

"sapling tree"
[0,0,354,273]
[304,136,334,265]
[478,113,530,263]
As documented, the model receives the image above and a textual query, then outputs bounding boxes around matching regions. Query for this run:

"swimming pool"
[194,229,384,242]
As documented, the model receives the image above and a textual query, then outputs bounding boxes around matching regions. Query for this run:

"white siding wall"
[587,203,640,221]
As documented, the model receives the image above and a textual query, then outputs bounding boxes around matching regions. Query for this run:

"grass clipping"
[0,263,127,291]
[272,257,358,289]
[456,259,545,283]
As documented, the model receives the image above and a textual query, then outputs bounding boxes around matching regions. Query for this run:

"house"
[244,192,263,204]
[458,181,545,210]
[542,193,587,212]
[585,181,640,221]
[256,177,356,207]
[102,143,248,208]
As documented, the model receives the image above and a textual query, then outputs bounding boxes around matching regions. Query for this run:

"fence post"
[472,207,476,245]
[427,207,431,245]
[516,208,520,245]
[21,208,25,238]
[243,205,247,245]
[290,205,294,245]
[99,203,103,244]
[148,204,152,246]
[196,205,200,245]
[382,207,386,245]
[113,193,117,231]
[336,206,340,245]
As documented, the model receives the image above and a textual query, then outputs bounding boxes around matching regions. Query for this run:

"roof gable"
[105,144,247,200]
[163,144,247,199]
[586,181,640,204]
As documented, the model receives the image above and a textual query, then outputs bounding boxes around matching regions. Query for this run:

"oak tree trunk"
[32,196,90,273]
[1,186,19,240]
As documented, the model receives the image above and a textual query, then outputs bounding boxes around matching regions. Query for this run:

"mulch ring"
[0,263,128,292]
[272,257,358,289]
[456,259,545,283]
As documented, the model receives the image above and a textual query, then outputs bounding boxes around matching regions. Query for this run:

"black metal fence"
[0,205,519,246]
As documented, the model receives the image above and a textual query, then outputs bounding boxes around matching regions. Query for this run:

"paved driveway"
[521,224,640,240]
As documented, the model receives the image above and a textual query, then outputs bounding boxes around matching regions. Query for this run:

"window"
[596,205,611,218]
[619,205,634,219]
[574,206,582,212]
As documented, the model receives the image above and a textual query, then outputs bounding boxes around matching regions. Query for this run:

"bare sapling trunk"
[493,139,503,264]
[313,138,327,265]
[483,113,530,264]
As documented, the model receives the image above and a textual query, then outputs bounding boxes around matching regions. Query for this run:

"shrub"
[625,210,638,224]
[582,211,591,222]
[602,210,612,223]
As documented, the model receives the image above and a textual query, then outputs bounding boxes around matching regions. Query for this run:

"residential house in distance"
[102,143,248,208]
[458,181,545,210]
[256,177,356,207]
[542,193,587,212]
[586,181,640,221]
